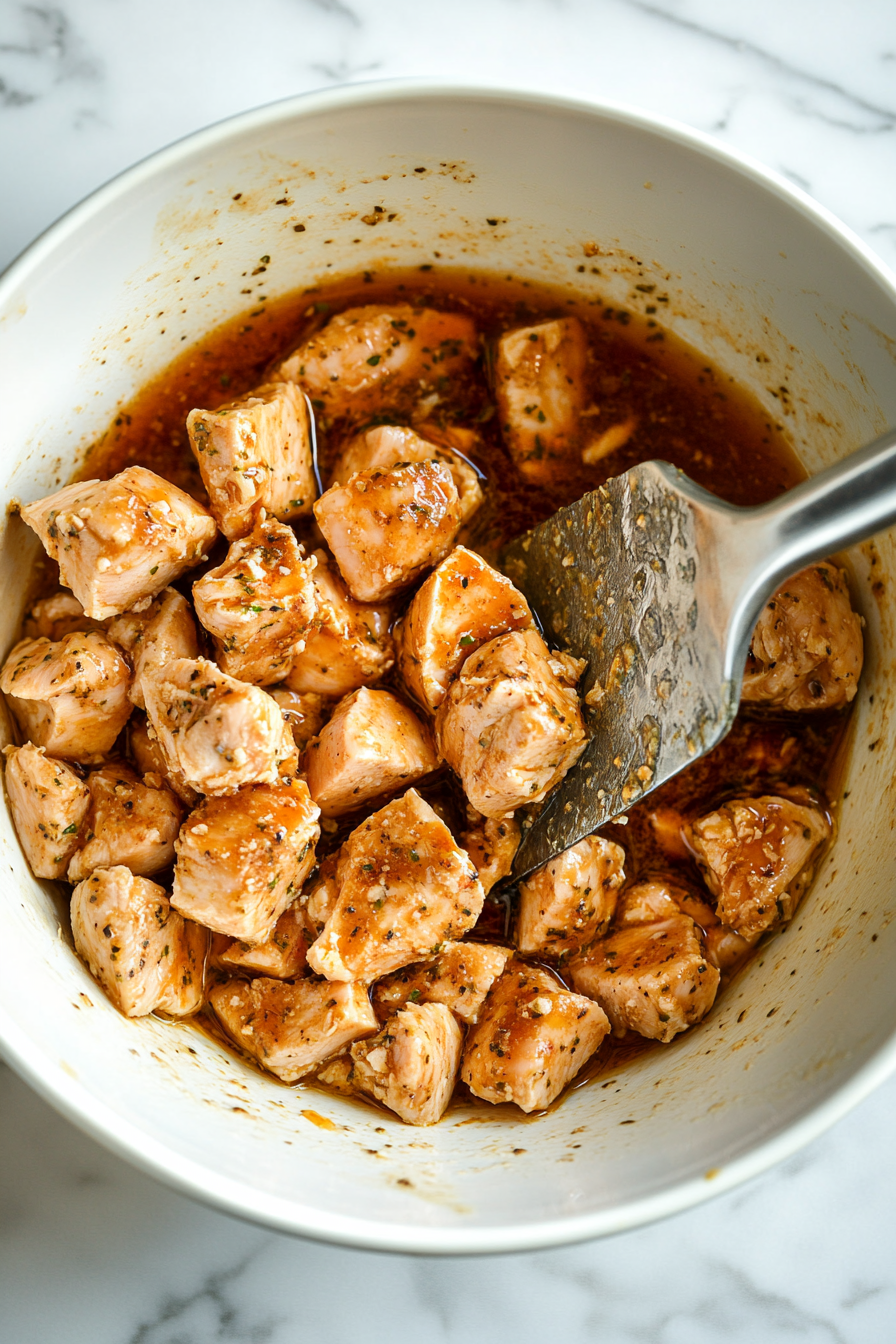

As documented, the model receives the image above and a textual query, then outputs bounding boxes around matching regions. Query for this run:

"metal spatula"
[501,427,896,881]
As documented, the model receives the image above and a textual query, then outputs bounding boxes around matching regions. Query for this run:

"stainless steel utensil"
[502,428,896,881]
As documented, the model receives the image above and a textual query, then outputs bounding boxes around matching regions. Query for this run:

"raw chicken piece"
[187,381,316,539]
[208,976,376,1082]
[459,809,521,894]
[107,587,199,711]
[71,866,206,1017]
[742,563,863,711]
[143,657,295,795]
[330,425,483,526]
[298,852,339,937]
[688,794,831,943]
[1,632,132,763]
[284,549,394,698]
[570,880,720,1043]
[397,546,533,713]
[646,804,691,863]
[615,878,702,927]
[126,715,198,806]
[314,460,465,603]
[172,777,320,941]
[20,467,216,619]
[306,789,484,982]
[3,743,89,879]
[495,317,588,483]
[349,1002,463,1125]
[192,518,318,685]
[304,687,438,818]
[371,940,511,1024]
[269,688,329,753]
[435,629,587,817]
[66,761,183,883]
[277,304,478,420]
[462,959,609,1112]
[22,592,96,642]
[218,901,309,979]
[516,835,626,957]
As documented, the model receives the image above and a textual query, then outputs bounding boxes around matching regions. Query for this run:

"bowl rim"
[2,78,896,1256]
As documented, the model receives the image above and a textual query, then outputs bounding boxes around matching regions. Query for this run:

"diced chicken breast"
[517,835,626,957]
[307,789,485,982]
[187,381,316,539]
[459,809,521,894]
[3,743,90,879]
[646,804,691,862]
[350,1002,463,1126]
[615,877,696,926]
[1,632,132,763]
[314,460,465,603]
[742,563,863,711]
[20,467,216,619]
[22,591,96,642]
[435,629,587,817]
[268,688,329,753]
[304,687,438,818]
[218,901,309,979]
[284,549,394,698]
[71,866,206,1017]
[107,587,199,711]
[208,976,376,1082]
[570,885,720,1043]
[277,304,478,420]
[192,518,318,685]
[172,777,320,941]
[66,761,183,883]
[371,940,511,1024]
[462,959,609,1112]
[298,852,339,937]
[143,657,295,795]
[495,317,588,483]
[330,425,483,526]
[126,714,199,806]
[397,546,533,713]
[688,794,831,942]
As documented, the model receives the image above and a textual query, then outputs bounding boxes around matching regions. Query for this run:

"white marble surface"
[1,1,896,1340]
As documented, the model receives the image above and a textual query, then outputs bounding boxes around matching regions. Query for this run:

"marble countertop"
[2,2,896,1340]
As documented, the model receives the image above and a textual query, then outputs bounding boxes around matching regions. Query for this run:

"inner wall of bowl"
[1,90,896,1246]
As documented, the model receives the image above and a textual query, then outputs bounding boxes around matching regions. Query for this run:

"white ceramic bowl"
[2,84,896,1255]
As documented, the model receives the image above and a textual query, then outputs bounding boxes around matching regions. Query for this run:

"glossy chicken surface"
[517,835,626,957]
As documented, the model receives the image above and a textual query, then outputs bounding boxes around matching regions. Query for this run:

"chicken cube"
[66,761,183,883]
[126,715,199,806]
[306,789,485,982]
[462,959,609,1112]
[397,546,533,713]
[218,901,309,980]
[3,743,90,879]
[435,629,587,817]
[22,591,96,642]
[71,866,207,1017]
[208,976,376,1082]
[107,587,199,711]
[495,317,588,483]
[192,518,319,685]
[330,424,483,526]
[20,467,217,619]
[349,1002,463,1126]
[298,852,339,938]
[187,381,316,539]
[570,885,720,1043]
[284,549,394,698]
[371,940,511,1024]
[304,687,438,818]
[314,460,465,603]
[459,809,521,894]
[143,657,295,795]
[742,563,863,711]
[516,835,626,957]
[277,304,477,421]
[172,777,320,941]
[615,877,698,926]
[688,794,831,942]
[1,632,132,763]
